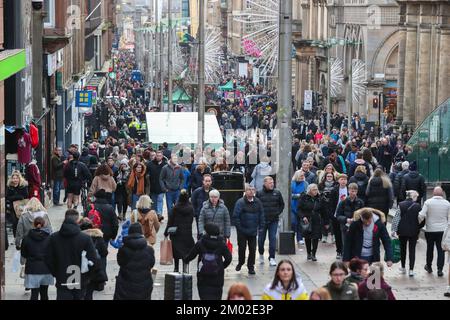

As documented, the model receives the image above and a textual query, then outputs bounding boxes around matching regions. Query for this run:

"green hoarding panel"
[0,50,26,82]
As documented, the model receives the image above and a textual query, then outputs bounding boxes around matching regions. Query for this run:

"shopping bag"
[11,250,21,273]
[13,199,29,218]
[160,237,173,265]
[226,239,233,254]
[391,238,401,264]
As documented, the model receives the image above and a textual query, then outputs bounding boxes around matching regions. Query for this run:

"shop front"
[383,80,398,122]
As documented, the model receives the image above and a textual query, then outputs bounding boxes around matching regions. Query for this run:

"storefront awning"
[0,49,26,81]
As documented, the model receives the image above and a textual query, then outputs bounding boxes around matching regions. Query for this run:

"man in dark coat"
[45,209,100,300]
[147,150,167,219]
[256,177,285,266]
[343,208,393,265]
[400,161,427,204]
[233,184,265,275]
[376,138,394,173]
[184,223,232,300]
[114,223,155,300]
[191,174,215,232]
[51,147,66,205]
[394,161,409,203]
[92,189,119,244]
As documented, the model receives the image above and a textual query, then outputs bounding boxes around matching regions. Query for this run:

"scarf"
[127,166,146,195]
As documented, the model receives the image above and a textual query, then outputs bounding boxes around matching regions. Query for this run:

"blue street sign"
[75,90,93,107]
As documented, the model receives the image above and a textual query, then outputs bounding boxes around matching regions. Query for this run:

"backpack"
[88,204,102,228]
[198,243,220,276]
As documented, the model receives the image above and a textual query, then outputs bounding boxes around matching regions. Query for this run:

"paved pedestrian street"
[4,204,448,300]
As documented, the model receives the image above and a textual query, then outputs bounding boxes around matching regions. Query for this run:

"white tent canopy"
[145,112,223,146]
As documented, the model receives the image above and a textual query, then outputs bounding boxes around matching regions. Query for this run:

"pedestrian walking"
[256,176,285,266]
[318,170,336,244]
[419,186,450,277]
[147,150,167,220]
[343,208,393,265]
[329,174,349,260]
[20,217,54,300]
[262,260,309,300]
[6,171,30,238]
[164,190,195,272]
[233,184,265,275]
[131,195,160,247]
[91,189,119,245]
[346,258,370,286]
[16,198,53,252]
[348,166,369,204]
[323,261,359,300]
[191,174,215,232]
[113,223,155,300]
[63,151,92,210]
[297,184,327,261]
[291,170,309,246]
[88,164,117,205]
[45,209,100,300]
[391,190,422,276]
[198,190,231,240]
[250,154,272,191]
[366,168,394,219]
[160,154,185,217]
[393,161,409,203]
[114,159,130,220]
[358,262,396,300]
[51,147,66,205]
[79,218,108,300]
[184,223,232,300]
[127,162,147,210]
[400,161,427,204]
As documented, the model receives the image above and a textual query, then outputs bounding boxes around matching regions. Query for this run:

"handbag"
[391,238,401,263]
[299,219,312,235]
[226,239,233,254]
[167,226,178,235]
[160,237,174,265]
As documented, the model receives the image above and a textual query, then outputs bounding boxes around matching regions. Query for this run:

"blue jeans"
[131,194,140,210]
[150,193,164,216]
[258,220,278,259]
[165,190,180,217]
[53,180,63,204]
[291,210,303,242]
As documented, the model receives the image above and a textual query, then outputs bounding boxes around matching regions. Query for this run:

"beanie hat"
[120,158,129,166]
[409,161,417,171]
[204,223,220,237]
[94,189,107,199]
[128,223,143,236]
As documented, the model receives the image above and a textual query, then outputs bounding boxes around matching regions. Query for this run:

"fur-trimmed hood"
[352,207,386,224]
[83,228,104,238]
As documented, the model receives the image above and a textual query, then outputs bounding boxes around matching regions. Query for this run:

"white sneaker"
[321,237,327,244]
[298,240,305,245]
[259,255,265,265]
[399,267,406,274]
[408,270,415,277]
[269,258,277,267]
[331,236,335,244]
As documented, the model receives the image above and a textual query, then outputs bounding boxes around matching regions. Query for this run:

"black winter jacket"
[191,186,215,218]
[64,160,92,186]
[147,159,167,194]
[164,202,196,260]
[366,177,393,216]
[343,210,393,263]
[21,228,52,275]
[184,235,232,288]
[90,198,119,242]
[6,185,29,216]
[393,169,409,200]
[256,187,285,223]
[349,173,369,203]
[233,197,265,236]
[297,194,327,239]
[114,233,155,300]
[83,228,108,285]
[397,199,422,238]
[400,171,427,203]
[45,219,100,288]
[336,197,365,230]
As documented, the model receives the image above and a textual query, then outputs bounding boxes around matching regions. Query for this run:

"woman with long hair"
[366,168,394,219]
[89,163,117,204]
[6,170,29,238]
[318,171,337,243]
[291,170,309,246]
[262,260,309,300]
[131,195,160,246]
[127,162,147,210]
[323,261,359,300]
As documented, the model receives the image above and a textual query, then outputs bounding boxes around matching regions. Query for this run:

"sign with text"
[75,90,93,108]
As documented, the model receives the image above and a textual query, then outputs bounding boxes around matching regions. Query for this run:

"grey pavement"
[4,199,449,300]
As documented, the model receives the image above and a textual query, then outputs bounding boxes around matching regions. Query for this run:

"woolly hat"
[128,223,143,236]
[94,189,107,199]
[409,161,417,171]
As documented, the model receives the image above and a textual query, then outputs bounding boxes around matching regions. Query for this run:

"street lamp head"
[32,0,44,10]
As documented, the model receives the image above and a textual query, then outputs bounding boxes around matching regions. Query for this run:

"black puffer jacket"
[393,169,409,201]
[349,173,369,203]
[335,197,365,231]
[45,219,100,288]
[83,228,108,285]
[164,202,195,260]
[297,194,326,239]
[366,177,393,216]
[114,233,155,300]
[184,235,232,288]
[147,159,167,194]
[256,187,285,223]
[21,228,52,275]
[90,198,119,242]
[400,171,426,203]
[397,199,422,238]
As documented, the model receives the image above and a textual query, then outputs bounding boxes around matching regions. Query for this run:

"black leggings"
[399,236,417,270]
[116,198,128,218]
[30,285,49,300]
[305,238,319,256]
